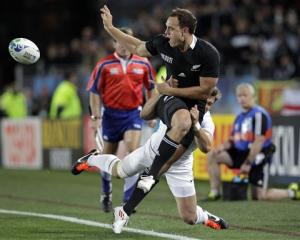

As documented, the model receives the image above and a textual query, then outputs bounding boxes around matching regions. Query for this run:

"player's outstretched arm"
[100,5,151,57]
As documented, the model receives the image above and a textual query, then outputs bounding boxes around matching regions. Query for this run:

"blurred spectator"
[31,86,52,117]
[0,83,27,118]
[273,54,296,80]
[5,0,300,115]
[49,70,82,119]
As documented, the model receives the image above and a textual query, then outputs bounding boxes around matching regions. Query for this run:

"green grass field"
[0,169,299,240]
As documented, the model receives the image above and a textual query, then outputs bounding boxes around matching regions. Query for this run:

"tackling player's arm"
[100,5,151,57]
[190,106,213,153]
[193,126,213,153]
[140,91,161,120]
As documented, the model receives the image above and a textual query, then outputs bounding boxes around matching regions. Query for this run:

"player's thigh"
[123,129,142,152]
[166,168,195,199]
[155,96,189,128]
[103,141,119,154]
[208,150,233,167]
[170,109,191,129]
[175,195,197,218]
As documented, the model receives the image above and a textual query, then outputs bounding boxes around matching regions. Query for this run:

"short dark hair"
[169,8,197,34]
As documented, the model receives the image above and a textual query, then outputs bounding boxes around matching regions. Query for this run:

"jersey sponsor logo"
[160,53,173,64]
[178,72,186,77]
[132,68,144,74]
[191,64,201,71]
[109,68,119,75]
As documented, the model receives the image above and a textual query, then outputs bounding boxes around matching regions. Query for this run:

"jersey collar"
[190,35,197,49]
[113,52,132,61]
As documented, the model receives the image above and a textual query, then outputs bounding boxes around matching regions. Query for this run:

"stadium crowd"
[1,0,300,117]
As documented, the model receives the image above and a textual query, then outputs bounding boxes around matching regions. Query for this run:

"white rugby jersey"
[143,111,215,170]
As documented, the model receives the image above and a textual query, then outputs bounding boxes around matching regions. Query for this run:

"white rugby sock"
[194,206,208,224]
[87,154,120,174]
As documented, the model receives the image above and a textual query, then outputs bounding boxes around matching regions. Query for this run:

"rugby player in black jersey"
[100,5,221,224]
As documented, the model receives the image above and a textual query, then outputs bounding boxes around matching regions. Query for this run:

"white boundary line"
[0,209,201,240]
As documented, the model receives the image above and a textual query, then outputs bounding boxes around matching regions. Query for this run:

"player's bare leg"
[206,150,233,200]
[175,194,228,229]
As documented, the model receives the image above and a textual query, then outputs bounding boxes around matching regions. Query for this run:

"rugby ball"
[8,38,40,64]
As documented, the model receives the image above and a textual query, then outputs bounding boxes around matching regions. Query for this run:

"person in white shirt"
[72,87,228,233]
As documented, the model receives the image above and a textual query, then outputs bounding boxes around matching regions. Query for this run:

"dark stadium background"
[0,0,299,115]
[0,0,161,88]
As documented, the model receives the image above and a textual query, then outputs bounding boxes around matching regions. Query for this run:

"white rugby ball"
[8,38,40,64]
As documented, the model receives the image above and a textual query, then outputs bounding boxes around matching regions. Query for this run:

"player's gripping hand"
[156,76,178,95]
[190,105,199,125]
[100,5,113,31]
[166,75,178,88]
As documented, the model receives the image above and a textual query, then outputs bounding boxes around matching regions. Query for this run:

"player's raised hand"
[100,5,113,31]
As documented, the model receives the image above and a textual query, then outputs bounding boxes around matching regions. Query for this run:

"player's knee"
[172,110,192,135]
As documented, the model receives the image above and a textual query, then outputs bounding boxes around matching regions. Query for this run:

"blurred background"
[1,0,299,115]
[0,0,299,182]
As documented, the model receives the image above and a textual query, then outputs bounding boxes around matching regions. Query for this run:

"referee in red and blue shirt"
[87,27,156,212]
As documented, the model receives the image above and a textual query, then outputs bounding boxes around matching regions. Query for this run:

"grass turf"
[0,169,299,240]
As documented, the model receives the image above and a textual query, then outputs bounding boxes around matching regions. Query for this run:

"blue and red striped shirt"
[87,53,155,110]
[231,106,272,151]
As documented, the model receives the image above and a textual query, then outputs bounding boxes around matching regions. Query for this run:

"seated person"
[207,83,300,201]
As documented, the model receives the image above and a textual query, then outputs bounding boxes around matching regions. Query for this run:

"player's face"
[114,41,131,59]
[236,87,255,110]
[205,96,216,112]
[165,16,184,47]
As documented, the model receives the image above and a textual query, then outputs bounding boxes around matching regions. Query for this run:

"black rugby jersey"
[146,34,220,108]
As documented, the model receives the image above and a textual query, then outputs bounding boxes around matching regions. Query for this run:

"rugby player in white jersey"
[72,87,228,233]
